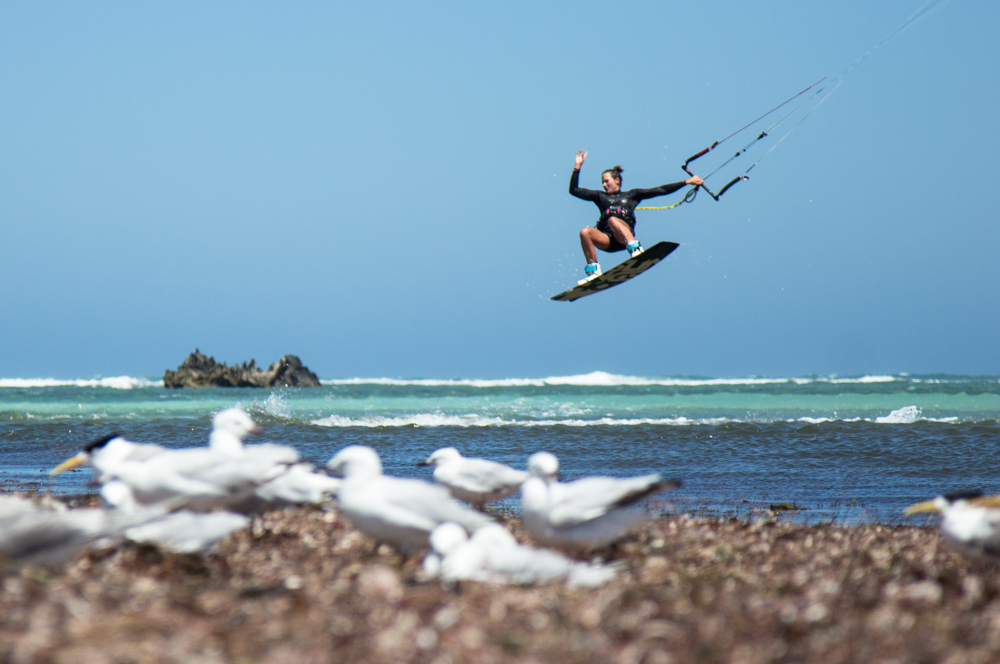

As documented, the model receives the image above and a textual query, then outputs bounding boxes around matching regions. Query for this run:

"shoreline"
[1,497,996,663]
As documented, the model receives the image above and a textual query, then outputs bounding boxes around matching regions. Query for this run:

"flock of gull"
[1,408,675,586]
[3,406,999,584]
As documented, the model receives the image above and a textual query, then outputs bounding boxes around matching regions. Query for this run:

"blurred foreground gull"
[423,522,618,587]
[521,452,679,552]
[419,447,528,507]
[905,491,1000,559]
[210,407,340,506]
[103,480,249,555]
[326,445,492,553]
[50,432,298,512]
[123,511,249,554]
[0,494,167,569]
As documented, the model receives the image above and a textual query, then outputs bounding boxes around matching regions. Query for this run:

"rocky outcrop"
[163,349,321,388]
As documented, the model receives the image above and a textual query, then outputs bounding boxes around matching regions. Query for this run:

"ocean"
[2,371,998,524]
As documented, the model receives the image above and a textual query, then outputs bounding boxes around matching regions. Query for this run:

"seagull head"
[527,452,559,481]
[326,445,383,479]
[49,433,125,477]
[419,447,463,467]
[429,522,469,556]
[212,407,262,440]
[904,490,998,516]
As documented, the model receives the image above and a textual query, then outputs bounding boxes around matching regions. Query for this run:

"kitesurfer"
[570,149,703,283]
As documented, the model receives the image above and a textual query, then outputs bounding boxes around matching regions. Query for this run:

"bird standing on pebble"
[520,451,679,553]
[327,445,492,553]
[905,491,1000,559]
[419,447,528,507]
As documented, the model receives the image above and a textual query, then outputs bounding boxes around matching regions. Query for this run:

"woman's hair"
[601,165,624,182]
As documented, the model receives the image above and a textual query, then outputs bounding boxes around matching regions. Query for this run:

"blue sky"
[1,1,996,379]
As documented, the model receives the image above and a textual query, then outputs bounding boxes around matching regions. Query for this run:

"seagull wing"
[242,443,300,465]
[378,477,492,531]
[547,474,669,527]
[255,465,341,504]
[436,459,528,494]
[124,511,249,554]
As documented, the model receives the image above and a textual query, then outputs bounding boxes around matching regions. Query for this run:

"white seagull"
[211,407,341,506]
[326,445,492,553]
[50,433,297,512]
[520,451,679,553]
[424,522,618,587]
[0,494,168,569]
[419,447,528,507]
[905,491,1000,559]
[123,511,249,554]
[102,480,250,555]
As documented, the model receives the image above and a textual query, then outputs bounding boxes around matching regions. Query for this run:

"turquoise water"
[2,372,998,523]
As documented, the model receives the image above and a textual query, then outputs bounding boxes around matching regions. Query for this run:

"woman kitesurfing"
[570,150,702,284]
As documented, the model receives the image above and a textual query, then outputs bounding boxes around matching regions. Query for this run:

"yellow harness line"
[635,186,699,211]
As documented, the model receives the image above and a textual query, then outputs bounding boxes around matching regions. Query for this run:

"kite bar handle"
[682,142,718,175]
[716,175,749,198]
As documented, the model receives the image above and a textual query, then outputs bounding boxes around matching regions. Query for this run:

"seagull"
[210,406,340,506]
[101,480,249,554]
[905,491,1000,559]
[419,447,528,507]
[51,433,297,512]
[0,494,168,569]
[123,511,249,554]
[252,463,341,506]
[424,522,618,587]
[520,451,679,553]
[208,407,264,455]
[50,408,331,512]
[326,445,492,553]
[51,433,165,484]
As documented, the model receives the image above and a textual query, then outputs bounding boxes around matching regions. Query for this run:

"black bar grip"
[681,142,719,174]
[716,175,748,198]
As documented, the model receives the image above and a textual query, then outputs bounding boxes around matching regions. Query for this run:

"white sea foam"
[826,375,897,384]
[324,371,799,388]
[0,372,973,391]
[876,406,921,424]
[245,393,293,419]
[310,410,972,428]
[0,376,160,389]
[311,414,733,428]
[319,372,920,388]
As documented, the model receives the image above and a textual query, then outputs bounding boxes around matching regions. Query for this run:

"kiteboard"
[551,241,679,302]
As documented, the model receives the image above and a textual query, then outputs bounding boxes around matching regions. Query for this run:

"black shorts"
[595,218,635,253]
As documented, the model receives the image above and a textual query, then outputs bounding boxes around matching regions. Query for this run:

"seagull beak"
[251,425,263,435]
[417,460,431,467]
[49,452,87,477]
[968,495,1000,508]
[904,499,941,516]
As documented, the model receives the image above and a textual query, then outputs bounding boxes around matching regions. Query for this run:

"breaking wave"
[0,376,161,389]
[320,371,914,388]
[310,412,964,428]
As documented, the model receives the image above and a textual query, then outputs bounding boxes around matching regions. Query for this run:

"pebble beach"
[2,496,996,664]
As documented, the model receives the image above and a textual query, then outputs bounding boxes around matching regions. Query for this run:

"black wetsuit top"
[569,168,688,235]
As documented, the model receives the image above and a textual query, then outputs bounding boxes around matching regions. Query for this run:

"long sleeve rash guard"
[569,169,688,227]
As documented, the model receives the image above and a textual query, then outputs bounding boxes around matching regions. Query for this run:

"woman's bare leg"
[605,216,635,246]
[580,227,612,263]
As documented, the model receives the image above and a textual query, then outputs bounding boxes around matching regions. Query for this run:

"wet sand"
[1,500,998,664]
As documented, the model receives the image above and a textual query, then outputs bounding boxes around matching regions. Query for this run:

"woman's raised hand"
[685,175,704,187]
[574,150,587,170]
